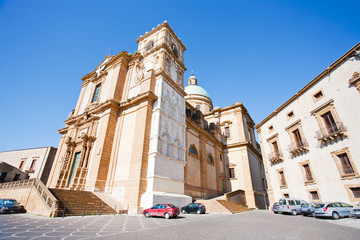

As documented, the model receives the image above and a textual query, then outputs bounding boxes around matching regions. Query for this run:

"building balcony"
[342,165,355,175]
[267,151,283,164]
[288,140,309,155]
[316,122,347,144]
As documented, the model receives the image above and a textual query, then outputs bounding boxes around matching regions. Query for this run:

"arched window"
[189,144,198,155]
[146,40,154,51]
[196,105,201,111]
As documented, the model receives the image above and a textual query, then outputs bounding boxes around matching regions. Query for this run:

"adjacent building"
[0,147,57,184]
[255,43,360,206]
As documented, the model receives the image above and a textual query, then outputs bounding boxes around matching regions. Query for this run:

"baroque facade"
[255,43,360,206]
[47,22,266,213]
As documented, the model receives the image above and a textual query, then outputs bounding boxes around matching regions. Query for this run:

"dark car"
[272,202,280,214]
[143,204,179,219]
[0,199,26,214]
[181,203,206,214]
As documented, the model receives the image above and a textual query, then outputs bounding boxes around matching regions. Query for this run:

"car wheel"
[164,212,170,219]
[303,213,307,216]
[144,212,150,218]
[197,209,201,214]
[182,209,186,214]
[332,212,340,220]
[292,210,297,216]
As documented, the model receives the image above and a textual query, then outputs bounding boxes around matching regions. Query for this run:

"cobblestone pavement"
[0,213,223,240]
[0,211,359,240]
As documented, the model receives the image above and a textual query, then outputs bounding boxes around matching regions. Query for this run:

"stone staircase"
[216,200,251,214]
[196,199,251,214]
[49,189,116,217]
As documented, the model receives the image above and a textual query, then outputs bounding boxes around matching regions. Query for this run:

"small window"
[310,191,320,200]
[0,172,7,182]
[189,145,198,155]
[283,193,289,198]
[30,159,37,171]
[146,40,154,51]
[278,170,286,187]
[287,111,294,119]
[208,155,214,164]
[92,84,101,103]
[268,125,274,132]
[302,164,313,182]
[171,44,179,58]
[19,161,25,170]
[225,126,230,138]
[220,154,222,161]
[196,105,201,111]
[313,90,324,101]
[338,153,355,175]
[350,187,360,198]
[229,168,235,179]
[288,200,295,206]
[13,174,21,181]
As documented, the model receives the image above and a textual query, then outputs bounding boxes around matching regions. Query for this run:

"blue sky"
[0,0,359,151]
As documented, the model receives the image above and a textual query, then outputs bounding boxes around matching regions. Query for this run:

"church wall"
[205,143,217,191]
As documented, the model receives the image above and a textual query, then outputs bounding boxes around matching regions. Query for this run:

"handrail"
[288,139,309,152]
[0,178,59,217]
[316,122,346,140]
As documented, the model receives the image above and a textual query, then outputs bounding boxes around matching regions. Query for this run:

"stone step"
[49,189,117,217]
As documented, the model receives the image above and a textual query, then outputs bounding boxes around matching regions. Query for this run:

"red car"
[143,204,180,219]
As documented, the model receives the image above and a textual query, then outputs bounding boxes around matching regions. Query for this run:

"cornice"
[186,119,222,148]
[136,22,186,51]
[223,141,262,159]
[81,51,130,82]
[255,42,360,129]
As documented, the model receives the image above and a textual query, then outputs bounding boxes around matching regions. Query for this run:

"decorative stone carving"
[349,71,360,93]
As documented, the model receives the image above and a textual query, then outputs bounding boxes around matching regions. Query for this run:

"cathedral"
[46,22,266,214]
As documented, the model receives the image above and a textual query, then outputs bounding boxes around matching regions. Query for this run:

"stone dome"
[185,85,210,98]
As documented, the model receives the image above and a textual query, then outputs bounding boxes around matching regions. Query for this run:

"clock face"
[171,44,179,58]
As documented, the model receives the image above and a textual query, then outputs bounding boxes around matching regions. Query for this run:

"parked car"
[350,202,360,218]
[314,202,353,219]
[271,202,279,214]
[0,199,26,214]
[300,202,317,216]
[278,198,307,215]
[143,204,180,219]
[181,203,206,214]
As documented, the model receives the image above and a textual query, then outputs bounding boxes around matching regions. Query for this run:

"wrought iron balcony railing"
[305,174,313,182]
[342,165,355,175]
[316,122,346,143]
[267,151,283,164]
[288,139,309,154]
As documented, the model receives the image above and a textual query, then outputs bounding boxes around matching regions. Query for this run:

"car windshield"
[273,202,279,206]
[2,200,18,205]
[168,204,176,208]
[315,204,325,208]
[301,203,308,207]
[357,202,360,207]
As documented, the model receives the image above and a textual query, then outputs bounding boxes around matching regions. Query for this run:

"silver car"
[278,198,307,215]
[314,202,353,219]
[351,202,360,218]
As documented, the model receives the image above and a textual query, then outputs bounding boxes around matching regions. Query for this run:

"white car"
[351,202,360,218]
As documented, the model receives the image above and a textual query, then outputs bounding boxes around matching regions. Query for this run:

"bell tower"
[137,22,192,209]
